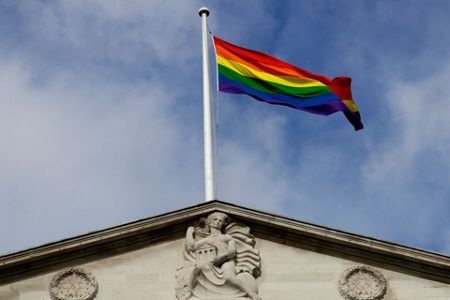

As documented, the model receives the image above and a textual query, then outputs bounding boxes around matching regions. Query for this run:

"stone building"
[1,200,449,299]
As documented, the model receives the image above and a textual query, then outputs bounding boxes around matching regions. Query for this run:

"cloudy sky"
[1,0,449,256]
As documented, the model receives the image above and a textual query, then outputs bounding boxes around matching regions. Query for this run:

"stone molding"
[0,201,449,285]
[338,265,387,300]
[49,268,98,300]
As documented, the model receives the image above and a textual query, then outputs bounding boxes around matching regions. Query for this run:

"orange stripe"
[217,55,325,87]
[215,43,306,78]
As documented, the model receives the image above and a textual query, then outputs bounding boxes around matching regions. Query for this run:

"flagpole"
[199,7,216,202]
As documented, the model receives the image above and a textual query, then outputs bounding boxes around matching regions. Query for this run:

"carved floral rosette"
[49,267,98,300]
[338,265,387,300]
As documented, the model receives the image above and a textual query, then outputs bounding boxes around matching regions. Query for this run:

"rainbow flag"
[213,36,363,131]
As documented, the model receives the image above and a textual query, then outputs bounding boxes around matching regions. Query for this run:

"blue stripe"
[219,74,347,115]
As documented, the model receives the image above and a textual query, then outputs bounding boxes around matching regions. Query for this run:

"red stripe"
[328,76,353,101]
[216,43,305,78]
[214,36,335,85]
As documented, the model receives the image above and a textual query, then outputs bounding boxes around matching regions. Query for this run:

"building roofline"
[1,200,449,284]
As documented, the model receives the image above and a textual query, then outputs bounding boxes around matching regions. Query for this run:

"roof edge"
[1,200,449,278]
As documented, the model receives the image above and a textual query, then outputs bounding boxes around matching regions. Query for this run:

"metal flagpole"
[199,7,216,202]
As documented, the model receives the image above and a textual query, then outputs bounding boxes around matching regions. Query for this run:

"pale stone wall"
[257,239,450,300]
[0,238,449,300]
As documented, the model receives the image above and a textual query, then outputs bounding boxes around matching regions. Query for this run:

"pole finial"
[198,7,210,17]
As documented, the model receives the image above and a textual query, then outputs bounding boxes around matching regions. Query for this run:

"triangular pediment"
[1,200,449,290]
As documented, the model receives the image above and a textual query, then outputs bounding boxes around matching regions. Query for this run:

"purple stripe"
[219,79,350,116]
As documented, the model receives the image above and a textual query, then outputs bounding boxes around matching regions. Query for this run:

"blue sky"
[1,0,449,256]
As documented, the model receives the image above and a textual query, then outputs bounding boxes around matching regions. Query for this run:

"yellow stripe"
[217,55,325,88]
[342,100,358,112]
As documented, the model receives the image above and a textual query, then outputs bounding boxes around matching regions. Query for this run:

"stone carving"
[338,265,387,300]
[49,267,98,300]
[176,212,261,300]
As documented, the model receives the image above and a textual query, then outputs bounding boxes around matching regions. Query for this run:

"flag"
[213,36,363,131]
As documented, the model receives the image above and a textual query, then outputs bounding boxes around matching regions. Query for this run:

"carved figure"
[176,212,261,300]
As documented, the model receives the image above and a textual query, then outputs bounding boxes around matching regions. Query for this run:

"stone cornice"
[1,200,449,284]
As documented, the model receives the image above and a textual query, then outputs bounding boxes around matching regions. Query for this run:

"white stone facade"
[0,201,449,300]
[1,238,449,300]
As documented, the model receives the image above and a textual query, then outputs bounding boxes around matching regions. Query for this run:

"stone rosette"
[49,267,98,300]
[338,265,387,300]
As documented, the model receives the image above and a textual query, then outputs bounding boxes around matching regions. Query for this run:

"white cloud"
[356,62,450,252]
[363,63,450,186]
[1,0,450,257]
[217,107,289,211]
[0,0,215,255]
[0,58,203,253]
[8,0,200,73]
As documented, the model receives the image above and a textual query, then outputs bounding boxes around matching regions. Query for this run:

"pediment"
[1,200,449,289]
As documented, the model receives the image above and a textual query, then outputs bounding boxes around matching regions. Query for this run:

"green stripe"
[218,64,331,98]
